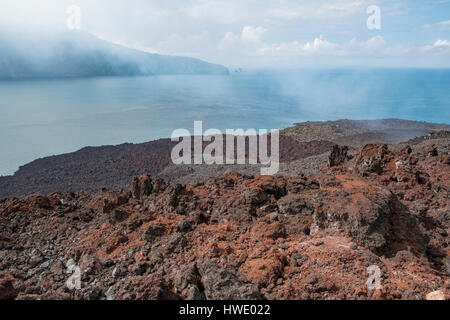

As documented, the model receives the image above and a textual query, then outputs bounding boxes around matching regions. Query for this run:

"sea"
[0,68,449,176]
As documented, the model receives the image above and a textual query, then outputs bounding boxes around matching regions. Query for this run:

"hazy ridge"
[0,31,229,79]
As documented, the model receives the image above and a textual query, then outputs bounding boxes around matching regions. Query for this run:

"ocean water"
[0,69,449,176]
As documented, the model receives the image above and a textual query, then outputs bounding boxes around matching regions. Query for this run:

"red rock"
[328,145,350,167]
[0,274,18,300]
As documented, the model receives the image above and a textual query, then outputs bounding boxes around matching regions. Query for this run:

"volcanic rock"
[328,145,350,167]
[0,139,449,300]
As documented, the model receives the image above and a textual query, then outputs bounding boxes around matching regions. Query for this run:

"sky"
[1,0,450,68]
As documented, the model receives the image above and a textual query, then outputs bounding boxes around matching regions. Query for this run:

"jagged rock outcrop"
[328,145,351,167]
[0,274,18,300]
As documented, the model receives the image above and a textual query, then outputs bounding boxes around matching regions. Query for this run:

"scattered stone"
[425,144,438,157]
[143,225,166,242]
[328,145,350,167]
[176,219,192,233]
[0,275,18,300]
[129,262,148,276]
[101,259,115,268]
[110,209,130,224]
[278,194,306,215]
[349,242,358,250]
[131,174,153,199]
[354,144,390,175]
[112,265,127,279]
[86,286,103,300]
[29,255,44,268]
[197,261,261,300]
[293,254,303,260]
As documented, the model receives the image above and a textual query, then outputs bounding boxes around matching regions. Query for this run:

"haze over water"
[0,68,449,176]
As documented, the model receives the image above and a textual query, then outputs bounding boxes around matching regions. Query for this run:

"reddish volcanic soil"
[0,141,449,300]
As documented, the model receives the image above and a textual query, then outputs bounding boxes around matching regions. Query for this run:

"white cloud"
[219,34,412,58]
[241,26,267,43]
[8,0,444,67]
[423,39,450,49]
[434,40,450,47]
[217,26,267,51]
[306,36,339,52]
[259,36,339,56]
[424,20,450,29]
[360,35,386,50]
[422,40,450,55]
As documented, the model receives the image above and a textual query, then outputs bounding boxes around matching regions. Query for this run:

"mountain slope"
[0,31,229,79]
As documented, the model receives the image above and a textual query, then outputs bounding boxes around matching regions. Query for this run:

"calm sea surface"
[0,69,449,175]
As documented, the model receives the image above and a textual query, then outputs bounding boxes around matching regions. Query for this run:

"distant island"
[0,31,229,79]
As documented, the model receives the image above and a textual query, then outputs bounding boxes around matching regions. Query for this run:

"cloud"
[217,26,267,51]
[424,20,450,29]
[423,39,450,50]
[434,40,450,47]
[422,39,450,55]
[219,33,412,58]
[257,36,339,56]
[437,20,450,26]
[2,0,449,67]
[241,26,267,43]
[360,35,386,50]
